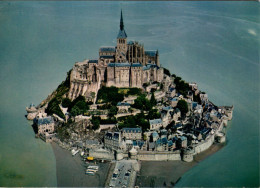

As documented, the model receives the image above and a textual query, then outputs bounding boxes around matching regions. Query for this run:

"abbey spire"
[117,10,127,39]
[116,10,128,62]
[120,10,124,30]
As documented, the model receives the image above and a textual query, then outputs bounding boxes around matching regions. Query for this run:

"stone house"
[117,102,131,113]
[170,97,178,107]
[122,128,142,140]
[161,106,173,127]
[149,118,163,130]
[172,108,181,122]
[35,116,55,135]
[34,116,55,143]
[104,132,122,150]
[166,87,176,98]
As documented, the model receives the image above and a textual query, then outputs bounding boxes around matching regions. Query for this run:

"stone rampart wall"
[136,151,181,161]
[89,150,114,160]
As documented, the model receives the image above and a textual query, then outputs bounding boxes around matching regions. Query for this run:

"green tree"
[46,97,65,119]
[91,116,101,130]
[108,106,118,118]
[62,98,71,108]
[177,100,188,116]
[70,106,81,116]
[150,92,157,107]
[96,86,124,105]
[68,95,90,116]
[132,94,152,111]
[174,77,182,85]
[147,109,161,120]
[163,68,171,76]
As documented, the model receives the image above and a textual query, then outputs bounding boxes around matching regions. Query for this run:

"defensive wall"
[136,150,181,161]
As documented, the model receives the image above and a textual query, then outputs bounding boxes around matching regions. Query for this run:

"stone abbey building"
[68,11,164,100]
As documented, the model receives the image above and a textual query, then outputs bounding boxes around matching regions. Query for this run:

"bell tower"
[116,10,128,63]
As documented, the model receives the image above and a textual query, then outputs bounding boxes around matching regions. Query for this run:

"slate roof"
[170,97,178,102]
[143,63,159,70]
[114,132,120,139]
[149,119,162,125]
[36,116,54,126]
[169,87,176,92]
[108,63,131,67]
[131,63,143,67]
[99,47,116,52]
[152,131,159,138]
[127,41,134,45]
[145,50,157,57]
[88,59,98,63]
[117,102,131,106]
[133,140,144,148]
[122,128,142,133]
[117,29,127,39]
[162,106,173,111]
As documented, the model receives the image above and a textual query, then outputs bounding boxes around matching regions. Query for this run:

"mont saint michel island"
[26,11,234,187]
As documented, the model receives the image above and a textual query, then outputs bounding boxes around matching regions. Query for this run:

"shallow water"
[0,1,259,186]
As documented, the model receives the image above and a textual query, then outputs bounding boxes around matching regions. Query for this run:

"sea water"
[0,1,259,186]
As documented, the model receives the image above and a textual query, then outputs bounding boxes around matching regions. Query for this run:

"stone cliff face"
[67,59,164,102]
[68,60,101,101]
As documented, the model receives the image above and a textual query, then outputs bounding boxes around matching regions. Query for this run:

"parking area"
[109,160,139,188]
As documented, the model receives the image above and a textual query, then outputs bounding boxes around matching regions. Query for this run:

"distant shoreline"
[52,142,224,187]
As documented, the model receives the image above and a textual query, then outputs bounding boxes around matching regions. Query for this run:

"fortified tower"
[116,10,128,63]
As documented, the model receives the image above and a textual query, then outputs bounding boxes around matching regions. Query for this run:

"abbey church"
[68,11,164,100]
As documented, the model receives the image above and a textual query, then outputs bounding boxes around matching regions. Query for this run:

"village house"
[172,108,181,122]
[104,132,122,150]
[35,116,55,134]
[154,91,165,101]
[170,97,178,107]
[166,87,176,98]
[161,106,173,127]
[117,102,131,113]
[149,118,163,130]
[34,116,55,143]
[122,128,142,140]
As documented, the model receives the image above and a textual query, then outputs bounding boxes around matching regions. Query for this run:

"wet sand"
[51,143,110,187]
[136,143,225,187]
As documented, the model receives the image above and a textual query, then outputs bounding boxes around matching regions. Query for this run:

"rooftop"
[108,63,131,67]
[149,118,162,125]
[100,55,114,59]
[36,116,54,126]
[162,106,173,111]
[88,59,98,64]
[145,50,157,57]
[99,46,116,52]
[117,102,131,106]
[122,128,142,133]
